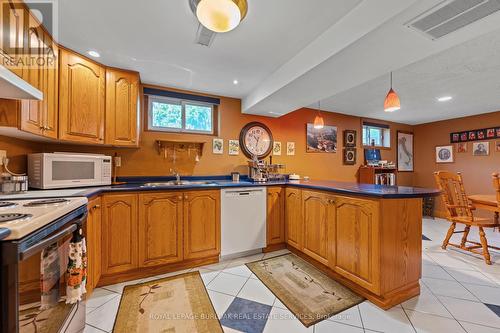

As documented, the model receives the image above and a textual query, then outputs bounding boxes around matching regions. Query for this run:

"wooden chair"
[493,173,500,228]
[434,171,499,265]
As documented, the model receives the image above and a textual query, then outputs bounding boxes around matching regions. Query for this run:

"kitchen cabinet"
[183,190,220,260]
[86,197,102,295]
[302,190,332,266]
[138,192,183,267]
[59,48,105,144]
[266,186,285,247]
[102,194,138,275]
[330,196,380,293]
[285,187,302,250]
[105,68,140,146]
[0,0,26,78]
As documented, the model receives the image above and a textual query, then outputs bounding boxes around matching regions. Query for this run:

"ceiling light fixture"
[196,0,248,33]
[87,50,100,58]
[383,72,401,112]
[233,79,239,85]
[437,96,453,102]
[313,101,325,130]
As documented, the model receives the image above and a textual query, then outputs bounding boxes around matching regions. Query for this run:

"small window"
[362,123,390,148]
[148,96,215,134]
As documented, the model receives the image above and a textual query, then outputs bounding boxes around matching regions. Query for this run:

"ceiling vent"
[407,0,500,39]
[189,0,217,47]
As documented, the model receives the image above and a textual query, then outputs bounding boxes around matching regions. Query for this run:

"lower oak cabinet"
[302,190,332,266]
[86,197,102,296]
[138,192,183,267]
[285,187,303,250]
[266,186,285,247]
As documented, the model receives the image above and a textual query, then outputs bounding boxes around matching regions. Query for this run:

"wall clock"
[239,122,274,158]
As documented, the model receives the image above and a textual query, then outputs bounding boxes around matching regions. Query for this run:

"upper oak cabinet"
[105,68,140,146]
[59,48,105,144]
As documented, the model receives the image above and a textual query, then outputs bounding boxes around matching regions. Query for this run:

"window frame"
[147,95,215,135]
[362,123,391,149]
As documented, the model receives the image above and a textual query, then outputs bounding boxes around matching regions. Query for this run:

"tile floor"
[84,217,500,333]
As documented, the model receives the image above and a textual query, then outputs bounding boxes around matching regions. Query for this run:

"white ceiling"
[55,0,361,98]
[49,0,500,125]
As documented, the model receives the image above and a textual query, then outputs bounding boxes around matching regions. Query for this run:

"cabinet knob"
[178,196,182,200]
[94,204,101,209]
[184,195,188,200]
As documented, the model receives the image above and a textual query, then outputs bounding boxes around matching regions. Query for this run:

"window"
[362,122,390,148]
[148,96,215,134]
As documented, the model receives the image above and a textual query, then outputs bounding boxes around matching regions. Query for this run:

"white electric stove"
[0,197,88,240]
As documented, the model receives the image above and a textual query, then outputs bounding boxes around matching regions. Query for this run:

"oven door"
[44,155,103,189]
[17,220,86,333]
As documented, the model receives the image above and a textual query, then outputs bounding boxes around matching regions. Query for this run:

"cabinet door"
[59,48,105,144]
[105,68,139,146]
[0,0,25,78]
[139,192,183,267]
[285,187,302,250]
[183,190,220,260]
[267,186,285,246]
[86,197,102,295]
[102,194,138,275]
[302,190,332,266]
[39,32,58,139]
[331,196,380,293]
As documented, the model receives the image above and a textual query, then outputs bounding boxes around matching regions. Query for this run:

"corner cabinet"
[138,192,183,267]
[101,194,138,275]
[266,186,285,247]
[285,187,303,250]
[59,48,105,144]
[105,68,140,146]
[183,190,220,260]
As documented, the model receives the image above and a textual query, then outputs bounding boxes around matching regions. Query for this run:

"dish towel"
[66,228,87,304]
[40,242,60,310]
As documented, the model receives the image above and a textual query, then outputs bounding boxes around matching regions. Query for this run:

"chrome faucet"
[170,168,181,184]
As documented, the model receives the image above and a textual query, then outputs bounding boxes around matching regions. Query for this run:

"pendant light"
[313,101,324,129]
[196,0,248,33]
[384,72,401,112]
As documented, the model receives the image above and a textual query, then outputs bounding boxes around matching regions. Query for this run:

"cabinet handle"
[178,196,182,200]
[184,195,188,200]
[94,204,101,209]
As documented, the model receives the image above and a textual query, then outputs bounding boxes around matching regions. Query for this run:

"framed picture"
[343,148,356,165]
[273,141,282,156]
[487,128,496,138]
[397,131,414,172]
[473,142,489,156]
[286,142,295,156]
[306,123,337,153]
[477,129,486,140]
[436,145,454,163]
[496,141,500,152]
[228,140,239,155]
[343,130,356,147]
[212,138,223,154]
[457,142,468,153]
[468,131,476,141]
[460,132,468,142]
[450,133,460,143]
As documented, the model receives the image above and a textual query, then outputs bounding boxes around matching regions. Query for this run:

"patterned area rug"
[246,254,364,327]
[113,272,223,333]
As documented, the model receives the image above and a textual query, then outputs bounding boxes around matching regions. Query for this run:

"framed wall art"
[397,131,414,172]
[273,141,282,156]
[496,141,500,153]
[457,142,467,153]
[343,148,357,165]
[306,123,337,153]
[343,130,357,147]
[228,140,240,155]
[472,142,489,156]
[450,126,500,143]
[436,145,454,163]
[287,142,295,156]
[212,138,223,154]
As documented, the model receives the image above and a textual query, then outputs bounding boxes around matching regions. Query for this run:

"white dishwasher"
[221,187,267,259]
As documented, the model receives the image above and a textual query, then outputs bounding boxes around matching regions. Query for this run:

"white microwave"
[28,153,112,189]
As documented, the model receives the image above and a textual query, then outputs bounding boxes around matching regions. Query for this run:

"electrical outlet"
[0,150,6,166]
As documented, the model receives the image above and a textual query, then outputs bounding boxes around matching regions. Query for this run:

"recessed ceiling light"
[233,79,239,85]
[87,50,100,58]
[437,96,452,102]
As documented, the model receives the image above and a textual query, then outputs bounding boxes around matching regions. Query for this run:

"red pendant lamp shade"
[313,101,324,129]
[384,72,400,112]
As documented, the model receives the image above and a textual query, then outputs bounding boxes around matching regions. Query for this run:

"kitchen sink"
[141,180,217,187]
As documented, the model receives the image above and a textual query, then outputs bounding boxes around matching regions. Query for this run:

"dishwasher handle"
[223,188,265,197]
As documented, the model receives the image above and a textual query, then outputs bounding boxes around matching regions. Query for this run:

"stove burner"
[24,198,70,207]
[0,201,17,208]
[0,213,33,223]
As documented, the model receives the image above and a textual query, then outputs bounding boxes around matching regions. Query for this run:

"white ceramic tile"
[222,326,245,333]
[444,268,497,287]
[223,264,254,278]
[273,297,287,310]
[85,288,119,309]
[250,273,259,280]
[263,307,313,333]
[425,252,477,270]
[459,321,500,333]
[422,277,477,301]
[201,261,231,271]
[405,309,466,333]
[207,290,235,318]
[207,272,248,296]
[438,295,500,327]
[225,253,265,268]
[85,296,121,332]
[237,278,276,306]
[200,270,221,285]
[83,325,106,333]
[462,283,500,306]
[358,302,414,333]
[100,278,143,294]
[422,264,453,280]
[402,289,453,318]
[327,305,363,328]
[422,253,438,266]
[315,320,364,333]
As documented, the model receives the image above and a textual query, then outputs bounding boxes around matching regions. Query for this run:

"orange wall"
[0,87,413,184]
[413,110,500,216]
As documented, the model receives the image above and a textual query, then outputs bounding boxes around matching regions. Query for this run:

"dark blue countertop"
[0,228,11,240]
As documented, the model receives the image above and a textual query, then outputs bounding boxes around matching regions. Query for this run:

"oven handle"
[19,212,87,260]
